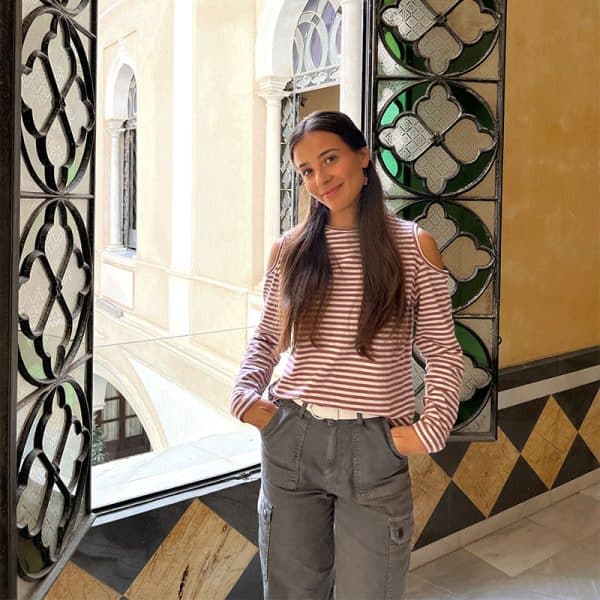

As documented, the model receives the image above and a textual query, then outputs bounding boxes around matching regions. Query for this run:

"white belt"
[292,398,380,420]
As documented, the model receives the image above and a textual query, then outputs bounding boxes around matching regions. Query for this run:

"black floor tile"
[432,441,470,477]
[414,481,485,550]
[72,498,193,593]
[498,395,548,452]
[554,381,599,429]
[227,553,263,600]
[490,456,548,516]
[201,479,261,545]
[553,434,600,487]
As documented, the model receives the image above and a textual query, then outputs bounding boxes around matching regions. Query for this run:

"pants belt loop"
[299,401,308,419]
[356,412,364,425]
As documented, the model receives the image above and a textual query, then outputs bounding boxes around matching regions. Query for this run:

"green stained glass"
[377,81,496,196]
[379,0,500,77]
[397,200,495,311]
[456,322,490,367]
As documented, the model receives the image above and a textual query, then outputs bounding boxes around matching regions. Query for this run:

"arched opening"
[281,0,342,230]
[92,378,151,465]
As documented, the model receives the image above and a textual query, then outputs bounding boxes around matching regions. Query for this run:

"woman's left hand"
[390,425,428,456]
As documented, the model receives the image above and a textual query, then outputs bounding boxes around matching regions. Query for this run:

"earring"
[363,175,368,187]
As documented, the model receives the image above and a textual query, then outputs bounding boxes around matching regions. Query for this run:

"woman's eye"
[325,155,336,164]
[302,169,312,177]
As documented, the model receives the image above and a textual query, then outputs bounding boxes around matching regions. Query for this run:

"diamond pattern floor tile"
[453,428,520,517]
[125,499,256,600]
[409,454,451,545]
[46,562,121,600]
[521,396,577,488]
[579,390,600,461]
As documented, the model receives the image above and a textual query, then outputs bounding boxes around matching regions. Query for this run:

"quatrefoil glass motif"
[377,81,496,196]
[398,200,495,311]
[21,7,95,193]
[380,0,500,76]
[18,200,92,385]
[16,383,90,577]
[412,321,492,430]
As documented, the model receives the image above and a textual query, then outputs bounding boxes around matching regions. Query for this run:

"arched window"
[93,381,151,465]
[122,75,137,249]
[280,0,342,232]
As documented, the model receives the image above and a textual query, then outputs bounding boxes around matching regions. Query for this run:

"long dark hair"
[278,110,406,359]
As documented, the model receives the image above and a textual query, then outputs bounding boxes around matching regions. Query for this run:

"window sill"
[102,246,137,269]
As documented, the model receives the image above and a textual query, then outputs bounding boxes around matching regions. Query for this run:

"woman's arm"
[392,227,464,455]
[229,238,285,426]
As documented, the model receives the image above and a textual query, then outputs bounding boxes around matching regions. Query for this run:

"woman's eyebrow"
[297,147,340,170]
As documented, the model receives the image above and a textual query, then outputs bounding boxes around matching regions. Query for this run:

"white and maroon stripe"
[230,214,464,453]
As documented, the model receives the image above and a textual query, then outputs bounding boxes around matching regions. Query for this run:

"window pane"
[102,421,119,442]
[125,417,142,437]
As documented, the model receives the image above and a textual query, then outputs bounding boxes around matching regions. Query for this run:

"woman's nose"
[315,167,331,187]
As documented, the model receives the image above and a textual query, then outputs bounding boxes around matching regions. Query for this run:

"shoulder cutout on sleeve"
[416,227,445,271]
[267,237,284,272]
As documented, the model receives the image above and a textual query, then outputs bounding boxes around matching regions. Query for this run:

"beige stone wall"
[95,0,268,411]
[499,0,599,366]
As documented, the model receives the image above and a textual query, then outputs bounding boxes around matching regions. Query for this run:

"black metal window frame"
[0,1,20,596]
[121,75,137,250]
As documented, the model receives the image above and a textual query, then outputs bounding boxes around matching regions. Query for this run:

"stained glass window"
[370,0,506,439]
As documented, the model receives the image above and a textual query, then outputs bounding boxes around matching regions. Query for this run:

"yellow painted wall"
[499,0,599,366]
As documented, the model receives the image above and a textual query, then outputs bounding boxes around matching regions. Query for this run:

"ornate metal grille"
[17,0,95,581]
[122,75,137,249]
[292,0,342,91]
[368,0,506,439]
[280,90,300,234]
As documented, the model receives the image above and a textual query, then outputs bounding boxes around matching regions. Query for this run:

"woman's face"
[293,130,369,225]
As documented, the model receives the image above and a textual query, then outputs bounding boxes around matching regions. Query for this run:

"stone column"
[169,0,194,335]
[257,76,289,271]
[107,118,124,250]
[339,0,364,128]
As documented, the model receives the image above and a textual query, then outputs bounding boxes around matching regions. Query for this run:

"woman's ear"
[360,147,370,168]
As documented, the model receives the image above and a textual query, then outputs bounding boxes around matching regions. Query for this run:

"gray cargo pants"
[258,399,414,600]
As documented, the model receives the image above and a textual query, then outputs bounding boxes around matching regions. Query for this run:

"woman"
[230,111,464,599]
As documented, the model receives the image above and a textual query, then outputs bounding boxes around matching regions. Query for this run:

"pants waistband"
[291,398,380,421]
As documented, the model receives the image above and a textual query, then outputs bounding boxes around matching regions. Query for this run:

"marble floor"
[405,482,600,599]
[47,479,599,599]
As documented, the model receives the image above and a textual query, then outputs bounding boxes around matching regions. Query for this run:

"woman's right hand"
[242,398,278,431]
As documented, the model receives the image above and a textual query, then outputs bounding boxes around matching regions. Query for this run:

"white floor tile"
[581,482,600,501]
[412,549,507,598]
[404,573,462,599]
[528,492,600,543]
[465,520,570,577]
[511,537,600,600]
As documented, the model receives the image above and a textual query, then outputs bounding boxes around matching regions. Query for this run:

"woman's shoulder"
[385,212,417,237]
[385,213,446,272]
[385,212,419,254]
[266,225,301,273]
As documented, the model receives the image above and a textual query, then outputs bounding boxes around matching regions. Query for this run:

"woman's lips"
[323,183,342,198]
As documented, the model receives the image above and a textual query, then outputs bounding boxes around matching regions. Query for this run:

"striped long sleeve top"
[230,214,464,453]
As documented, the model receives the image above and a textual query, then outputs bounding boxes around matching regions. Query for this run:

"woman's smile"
[322,183,343,199]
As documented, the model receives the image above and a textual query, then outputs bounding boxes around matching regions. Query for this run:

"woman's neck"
[327,207,359,229]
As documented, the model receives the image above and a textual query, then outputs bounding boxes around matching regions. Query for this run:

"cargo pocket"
[352,421,409,503]
[386,516,413,600]
[258,497,273,582]
[261,402,308,490]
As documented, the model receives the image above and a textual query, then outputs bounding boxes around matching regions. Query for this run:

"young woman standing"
[231,111,464,599]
